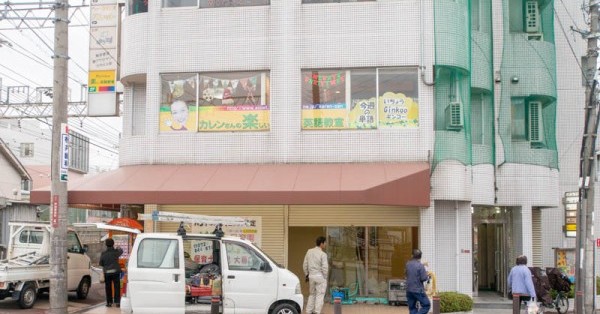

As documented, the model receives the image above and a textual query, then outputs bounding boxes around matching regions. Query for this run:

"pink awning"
[30,163,430,206]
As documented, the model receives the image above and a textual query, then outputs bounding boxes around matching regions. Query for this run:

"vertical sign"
[60,123,69,182]
[51,195,59,228]
[88,0,119,116]
[563,191,579,237]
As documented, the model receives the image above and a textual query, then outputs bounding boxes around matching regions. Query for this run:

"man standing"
[303,236,328,314]
[99,238,123,307]
[405,249,431,314]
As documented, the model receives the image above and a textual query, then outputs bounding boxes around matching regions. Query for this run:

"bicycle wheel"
[555,294,569,314]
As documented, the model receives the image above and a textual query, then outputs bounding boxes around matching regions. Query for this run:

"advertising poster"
[197,73,270,131]
[554,248,576,283]
[348,98,377,129]
[112,234,130,259]
[378,92,419,128]
[160,75,198,132]
[190,239,214,265]
[88,70,116,93]
[301,103,348,129]
[191,217,261,247]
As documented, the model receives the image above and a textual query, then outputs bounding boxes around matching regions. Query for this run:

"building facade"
[33,0,587,299]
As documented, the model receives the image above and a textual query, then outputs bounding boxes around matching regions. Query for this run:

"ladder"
[138,211,250,227]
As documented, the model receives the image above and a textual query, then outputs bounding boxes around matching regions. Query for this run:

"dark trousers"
[406,291,431,314]
[104,272,121,305]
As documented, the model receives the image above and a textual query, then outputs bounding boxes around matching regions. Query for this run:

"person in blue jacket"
[508,255,536,302]
[405,249,431,314]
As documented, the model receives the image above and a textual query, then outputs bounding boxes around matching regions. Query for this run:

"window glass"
[471,0,480,31]
[302,69,348,129]
[198,71,270,132]
[350,69,377,129]
[19,230,43,244]
[302,68,418,130]
[324,226,415,298]
[20,143,34,158]
[137,238,180,269]
[160,73,198,132]
[163,0,198,7]
[471,93,483,145]
[511,98,527,141]
[378,68,419,128]
[199,0,269,8]
[67,231,83,253]
[129,0,148,14]
[225,242,265,271]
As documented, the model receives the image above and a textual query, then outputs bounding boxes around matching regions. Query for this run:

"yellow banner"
[378,92,419,128]
[302,103,347,129]
[198,105,270,131]
[88,70,116,93]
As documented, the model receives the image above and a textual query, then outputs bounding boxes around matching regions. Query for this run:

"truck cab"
[121,232,303,314]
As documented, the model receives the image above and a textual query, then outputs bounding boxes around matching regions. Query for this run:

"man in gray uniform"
[303,236,328,314]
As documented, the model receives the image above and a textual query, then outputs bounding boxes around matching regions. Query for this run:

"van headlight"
[295,283,301,294]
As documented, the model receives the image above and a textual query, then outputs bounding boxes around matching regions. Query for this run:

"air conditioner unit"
[445,102,463,130]
[529,101,544,145]
[525,1,543,40]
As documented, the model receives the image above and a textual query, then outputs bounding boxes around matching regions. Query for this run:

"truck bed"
[0,254,51,282]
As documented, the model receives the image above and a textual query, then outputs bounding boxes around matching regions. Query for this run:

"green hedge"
[439,291,473,313]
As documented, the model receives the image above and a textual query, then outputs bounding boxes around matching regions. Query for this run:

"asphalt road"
[0,281,105,314]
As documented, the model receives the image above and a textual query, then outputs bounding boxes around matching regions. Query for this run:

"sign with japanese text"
[60,123,69,182]
[51,195,59,228]
[563,191,578,237]
[189,239,214,265]
[88,0,118,116]
[88,70,116,93]
[112,234,130,259]
[191,216,261,247]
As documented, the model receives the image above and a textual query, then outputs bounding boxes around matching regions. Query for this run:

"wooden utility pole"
[576,0,599,310]
[49,0,69,312]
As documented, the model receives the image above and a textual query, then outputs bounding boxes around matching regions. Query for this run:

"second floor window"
[20,143,34,158]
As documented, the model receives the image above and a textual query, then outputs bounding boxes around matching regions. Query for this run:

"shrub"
[439,291,473,313]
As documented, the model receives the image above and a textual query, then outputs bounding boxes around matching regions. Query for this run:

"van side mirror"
[83,244,89,253]
[260,261,272,272]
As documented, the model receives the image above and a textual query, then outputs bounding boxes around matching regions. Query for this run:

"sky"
[0,0,121,172]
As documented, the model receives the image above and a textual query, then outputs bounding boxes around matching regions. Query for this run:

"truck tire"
[76,277,91,299]
[18,283,37,309]
[270,303,299,314]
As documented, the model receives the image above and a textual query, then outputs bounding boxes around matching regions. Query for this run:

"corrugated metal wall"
[289,205,419,226]
[532,208,542,267]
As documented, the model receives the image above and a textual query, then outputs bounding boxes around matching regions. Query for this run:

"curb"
[69,302,105,314]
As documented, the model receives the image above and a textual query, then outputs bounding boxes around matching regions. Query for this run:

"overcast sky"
[0,0,121,172]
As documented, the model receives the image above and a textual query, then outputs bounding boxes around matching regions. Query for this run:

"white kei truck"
[120,212,304,314]
[0,221,92,309]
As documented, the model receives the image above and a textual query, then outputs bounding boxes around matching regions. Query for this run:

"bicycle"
[542,290,569,314]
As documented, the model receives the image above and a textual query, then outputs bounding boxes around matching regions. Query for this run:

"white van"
[120,232,303,314]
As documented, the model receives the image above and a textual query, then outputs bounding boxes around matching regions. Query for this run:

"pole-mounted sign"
[60,123,69,182]
[563,191,578,237]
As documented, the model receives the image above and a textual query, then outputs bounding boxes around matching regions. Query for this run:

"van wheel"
[18,283,37,309]
[271,303,299,314]
[77,277,91,299]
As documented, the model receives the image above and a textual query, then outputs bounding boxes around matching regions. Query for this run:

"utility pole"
[576,0,599,309]
[49,0,69,312]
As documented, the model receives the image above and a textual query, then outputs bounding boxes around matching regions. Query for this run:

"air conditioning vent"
[525,1,543,40]
[525,1,540,33]
[445,102,463,130]
[529,101,544,145]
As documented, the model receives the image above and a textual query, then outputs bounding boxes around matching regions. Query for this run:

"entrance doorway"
[472,207,509,297]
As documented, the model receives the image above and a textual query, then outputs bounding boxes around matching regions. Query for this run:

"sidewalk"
[74,302,520,314]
